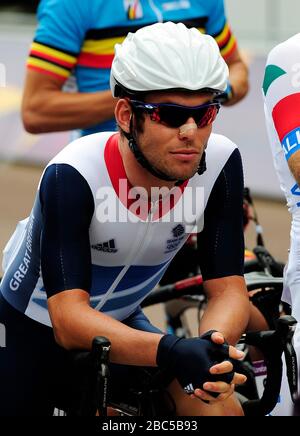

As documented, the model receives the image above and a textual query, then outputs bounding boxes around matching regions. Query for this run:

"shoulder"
[205,133,241,186]
[34,0,95,52]
[39,163,95,219]
[204,0,226,25]
[206,133,237,160]
[36,0,94,33]
[48,131,113,165]
[202,0,224,13]
[38,132,113,190]
[206,134,242,184]
[267,33,300,66]
[38,0,88,14]
[189,133,241,200]
[263,34,300,105]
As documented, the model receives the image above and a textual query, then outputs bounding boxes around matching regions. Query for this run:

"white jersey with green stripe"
[263,34,300,416]
[263,33,300,214]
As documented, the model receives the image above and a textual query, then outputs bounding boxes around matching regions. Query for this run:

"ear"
[115,99,132,134]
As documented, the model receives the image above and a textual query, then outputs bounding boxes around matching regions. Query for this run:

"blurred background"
[0,0,298,286]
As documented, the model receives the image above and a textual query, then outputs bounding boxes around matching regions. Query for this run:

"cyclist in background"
[0,23,249,416]
[263,33,300,416]
[21,0,248,137]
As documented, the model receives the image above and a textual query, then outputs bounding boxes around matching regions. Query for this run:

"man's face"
[134,92,215,182]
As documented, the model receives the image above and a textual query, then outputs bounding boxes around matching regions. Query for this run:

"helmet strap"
[122,115,207,184]
[123,117,180,182]
[197,151,207,176]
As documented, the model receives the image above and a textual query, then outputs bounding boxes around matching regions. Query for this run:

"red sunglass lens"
[197,106,218,128]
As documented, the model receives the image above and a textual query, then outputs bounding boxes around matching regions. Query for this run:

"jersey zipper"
[95,201,157,311]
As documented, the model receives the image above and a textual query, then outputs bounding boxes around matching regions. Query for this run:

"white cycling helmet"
[110,21,228,97]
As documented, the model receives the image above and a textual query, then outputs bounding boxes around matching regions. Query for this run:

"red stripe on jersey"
[104,134,188,220]
[77,52,114,69]
[272,93,300,141]
[222,40,237,61]
[30,50,74,69]
[217,28,231,49]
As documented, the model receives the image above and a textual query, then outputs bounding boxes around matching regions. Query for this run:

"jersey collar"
[104,133,189,220]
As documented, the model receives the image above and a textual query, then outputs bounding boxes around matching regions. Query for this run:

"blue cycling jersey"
[27,0,237,136]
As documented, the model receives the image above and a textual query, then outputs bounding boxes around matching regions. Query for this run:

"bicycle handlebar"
[279,317,298,402]
[141,275,204,307]
[244,271,284,291]
[241,315,297,416]
[141,271,283,308]
[87,319,296,417]
[243,187,265,247]
[67,336,111,416]
[142,276,294,416]
[67,319,297,417]
[92,336,111,416]
[253,245,285,277]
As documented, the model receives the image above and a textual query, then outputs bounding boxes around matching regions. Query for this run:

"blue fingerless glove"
[156,330,234,395]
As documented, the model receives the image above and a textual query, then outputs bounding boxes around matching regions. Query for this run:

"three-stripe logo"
[92,239,118,253]
[183,383,194,394]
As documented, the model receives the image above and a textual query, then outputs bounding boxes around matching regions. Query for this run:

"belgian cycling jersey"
[0,132,244,327]
[26,0,238,136]
[263,33,300,214]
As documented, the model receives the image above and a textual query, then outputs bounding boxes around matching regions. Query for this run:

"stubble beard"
[146,152,201,182]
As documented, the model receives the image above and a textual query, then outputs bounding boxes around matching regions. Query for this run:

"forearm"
[22,89,116,133]
[226,60,249,106]
[199,277,250,345]
[288,152,300,187]
[48,291,163,366]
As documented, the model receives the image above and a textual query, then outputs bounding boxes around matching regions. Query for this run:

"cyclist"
[263,33,300,415]
[0,22,249,416]
[21,0,248,137]
[21,0,249,327]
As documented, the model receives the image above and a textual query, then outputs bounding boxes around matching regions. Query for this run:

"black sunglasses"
[130,99,220,128]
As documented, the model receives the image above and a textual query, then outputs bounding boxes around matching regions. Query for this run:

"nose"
[178,117,198,140]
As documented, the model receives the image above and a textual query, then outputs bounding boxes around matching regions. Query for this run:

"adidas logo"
[92,239,118,253]
[183,383,194,395]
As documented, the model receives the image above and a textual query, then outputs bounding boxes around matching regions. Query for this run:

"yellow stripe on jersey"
[220,34,236,58]
[27,57,70,78]
[30,42,77,64]
[214,22,230,45]
[82,37,125,55]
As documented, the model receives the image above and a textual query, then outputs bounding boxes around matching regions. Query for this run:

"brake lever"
[277,316,298,402]
[92,336,111,416]
[242,315,297,415]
